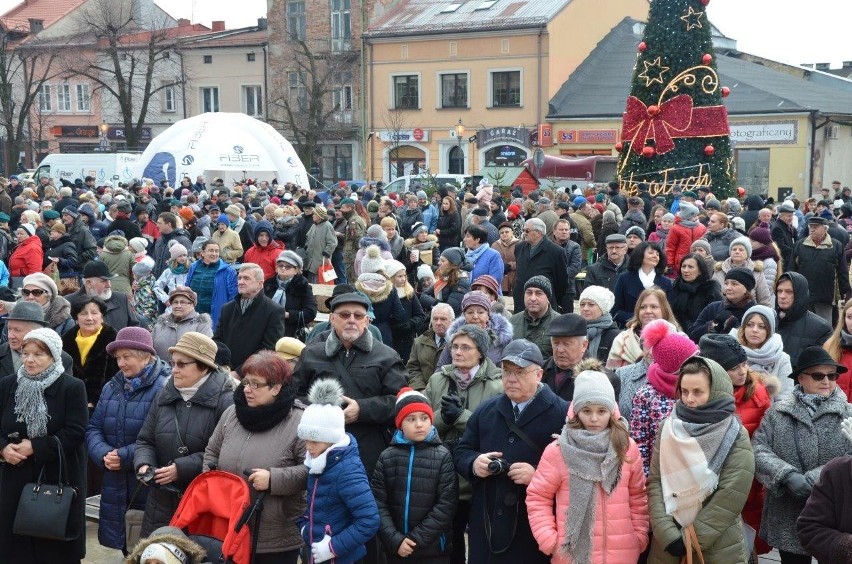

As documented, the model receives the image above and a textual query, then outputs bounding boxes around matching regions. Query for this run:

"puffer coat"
[243,220,284,280]
[85,359,170,549]
[99,234,134,294]
[712,258,772,307]
[526,438,649,563]
[133,369,235,535]
[703,227,738,261]
[752,386,852,555]
[299,434,380,564]
[371,428,458,562]
[775,272,833,369]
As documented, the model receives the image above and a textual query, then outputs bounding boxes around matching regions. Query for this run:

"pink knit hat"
[641,319,698,373]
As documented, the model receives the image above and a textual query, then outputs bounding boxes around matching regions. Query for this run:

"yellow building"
[362,0,648,182]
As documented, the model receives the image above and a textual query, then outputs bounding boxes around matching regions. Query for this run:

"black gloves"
[441,393,464,425]
[785,472,811,499]
[665,537,686,557]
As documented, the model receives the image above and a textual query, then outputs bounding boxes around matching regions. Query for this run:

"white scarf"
[742,333,785,375]
[175,374,211,401]
[638,268,656,289]
[304,434,351,474]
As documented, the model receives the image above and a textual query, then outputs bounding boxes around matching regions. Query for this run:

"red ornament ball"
[721,86,730,97]
[647,105,660,117]
[704,145,715,156]
[701,0,710,5]
[702,54,713,65]
[638,41,647,53]
[642,146,656,158]
[615,142,624,152]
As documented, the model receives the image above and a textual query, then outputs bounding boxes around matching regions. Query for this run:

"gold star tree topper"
[638,57,670,87]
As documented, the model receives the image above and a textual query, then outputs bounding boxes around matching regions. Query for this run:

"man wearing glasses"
[511,218,569,314]
[292,291,406,563]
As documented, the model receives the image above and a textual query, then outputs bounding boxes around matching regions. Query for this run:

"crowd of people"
[2,172,852,563]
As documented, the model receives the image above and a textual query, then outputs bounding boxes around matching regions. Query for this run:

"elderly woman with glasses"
[204,351,308,564]
[19,272,75,335]
[150,286,213,360]
[134,332,235,536]
[263,250,317,339]
[85,327,171,552]
[753,346,852,563]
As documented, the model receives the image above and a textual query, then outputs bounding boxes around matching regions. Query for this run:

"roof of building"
[549,17,852,119]
[366,0,572,38]
[180,28,267,48]
[0,0,87,32]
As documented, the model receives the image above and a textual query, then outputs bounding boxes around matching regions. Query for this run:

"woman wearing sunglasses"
[19,272,75,335]
[753,346,852,564]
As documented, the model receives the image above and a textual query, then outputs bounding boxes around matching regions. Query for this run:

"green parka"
[647,357,755,564]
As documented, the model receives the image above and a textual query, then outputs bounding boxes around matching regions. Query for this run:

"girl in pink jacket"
[526,366,650,563]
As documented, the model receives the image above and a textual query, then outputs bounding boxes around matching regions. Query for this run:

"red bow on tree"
[621,94,729,155]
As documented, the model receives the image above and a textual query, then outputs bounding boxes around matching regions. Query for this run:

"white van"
[35,153,140,186]
[384,174,467,194]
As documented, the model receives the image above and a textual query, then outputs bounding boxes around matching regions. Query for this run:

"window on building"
[57,84,71,112]
[393,75,418,109]
[244,85,263,117]
[448,145,464,174]
[76,84,90,112]
[491,70,520,107]
[288,72,307,110]
[333,85,352,111]
[319,143,353,184]
[286,0,306,41]
[163,85,176,112]
[331,0,351,51]
[247,53,256,62]
[735,149,770,197]
[38,84,51,112]
[200,87,219,113]
[203,55,212,64]
[440,73,467,108]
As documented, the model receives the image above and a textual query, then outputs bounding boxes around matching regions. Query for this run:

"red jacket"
[834,347,852,400]
[665,220,707,273]
[8,234,43,277]
[244,240,285,280]
[734,375,776,555]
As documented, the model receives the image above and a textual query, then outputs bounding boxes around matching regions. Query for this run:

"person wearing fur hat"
[577,285,619,362]
[98,232,135,294]
[0,327,88,562]
[753,346,852,562]
[669,252,722,332]
[355,246,406,346]
[699,333,777,558]
[711,236,773,307]
[735,304,792,395]
[355,224,396,278]
[647,355,755,563]
[436,291,513,369]
[527,366,649,564]
[371,387,458,562]
[665,202,707,275]
[425,248,471,317]
[298,378,380,564]
[19,272,75,335]
[386,259,425,363]
[211,215,244,264]
[243,220,284,281]
[689,267,758,342]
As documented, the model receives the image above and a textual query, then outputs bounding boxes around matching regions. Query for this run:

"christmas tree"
[616,0,734,199]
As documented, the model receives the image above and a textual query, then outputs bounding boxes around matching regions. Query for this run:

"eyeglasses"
[21,289,46,297]
[803,371,839,382]
[277,263,295,270]
[170,300,192,307]
[502,367,536,379]
[451,344,475,352]
[169,360,197,369]
[522,228,531,233]
[241,379,271,390]
[335,311,367,320]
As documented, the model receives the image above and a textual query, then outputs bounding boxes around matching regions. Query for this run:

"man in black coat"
[789,216,851,323]
[66,261,139,332]
[772,201,797,268]
[512,217,568,311]
[106,200,143,240]
[213,263,286,374]
[454,340,567,564]
[152,212,193,277]
[584,233,628,292]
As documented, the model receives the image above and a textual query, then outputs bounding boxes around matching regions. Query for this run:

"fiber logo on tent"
[182,155,194,166]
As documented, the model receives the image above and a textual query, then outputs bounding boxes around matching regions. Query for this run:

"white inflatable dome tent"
[133,113,309,188]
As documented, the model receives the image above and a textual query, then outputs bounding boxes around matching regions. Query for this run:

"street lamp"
[99,121,109,151]
[454,119,464,174]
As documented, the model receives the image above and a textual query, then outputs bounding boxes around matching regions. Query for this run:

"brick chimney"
[212,21,225,31]
[28,18,43,34]
[177,18,190,26]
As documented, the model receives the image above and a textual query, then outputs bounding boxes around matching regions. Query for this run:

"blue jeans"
[331,250,348,285]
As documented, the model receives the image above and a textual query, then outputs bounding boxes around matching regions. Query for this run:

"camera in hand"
[137,466,157,485]
[487,455,510,475]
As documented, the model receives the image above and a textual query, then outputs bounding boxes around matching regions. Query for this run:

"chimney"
[211,20,225,32]
[27,18,43,34]
[177,18,190,26]
[843,61,852,69]
[257,17,268,30]
[815,62,830,71]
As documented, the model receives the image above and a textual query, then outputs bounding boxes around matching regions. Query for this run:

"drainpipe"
[178,51,187,119]
[263,43,269,123]
[537,25,544,125]
[810,110,824,195]
[360,1,368,179]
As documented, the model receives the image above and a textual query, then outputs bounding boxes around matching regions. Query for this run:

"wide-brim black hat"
[790,346,848,379]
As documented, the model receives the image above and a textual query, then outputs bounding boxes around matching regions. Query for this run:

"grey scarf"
[271,277,290,307]
[842,329,852,347]
[558,423,622,564]
[14,361,64,438]
[585,314,614,358]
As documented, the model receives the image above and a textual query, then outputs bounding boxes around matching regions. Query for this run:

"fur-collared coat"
[435,312,513,370]
[355,273,406,346]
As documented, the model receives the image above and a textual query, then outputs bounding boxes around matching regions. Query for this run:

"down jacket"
[85,359,170,549]
[243,220,284,280]
[371,428,458,562]
[665,220,706,273]
[711,258,772,307]
[299,434,380,564]
[526,438,649,564]
[702,227,738,261]
[133,369,235,536]
[752,386,852,555]
[775,272,833,369]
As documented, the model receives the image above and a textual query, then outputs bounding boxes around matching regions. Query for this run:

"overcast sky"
[0,0,848,69]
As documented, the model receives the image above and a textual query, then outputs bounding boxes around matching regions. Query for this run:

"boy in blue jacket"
[371,388,458,562]
[298,378,379,564]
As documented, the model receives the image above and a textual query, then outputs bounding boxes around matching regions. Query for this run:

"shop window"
[735,149,769,196]
[320,144,353,184]
[484,144,527,166]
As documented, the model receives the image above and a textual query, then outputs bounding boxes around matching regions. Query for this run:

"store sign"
[108,127,152,141]
[538,124,553,147]
[729,121,798,145]
[557,129,617,144]
[51,126,100,138]
[477,127,529,148]
[379,129,429,142]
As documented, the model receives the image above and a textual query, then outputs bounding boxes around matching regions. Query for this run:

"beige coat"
[211,227,244,264]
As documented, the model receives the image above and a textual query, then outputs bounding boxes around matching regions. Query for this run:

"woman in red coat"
[824,300,852,400]
[8,223,43,278]
[665,202,706,276]
[243,220,283,280]
[699,333,776,559]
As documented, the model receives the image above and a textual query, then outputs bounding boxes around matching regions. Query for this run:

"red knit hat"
[395,387,434,428]
[507,204,521,219]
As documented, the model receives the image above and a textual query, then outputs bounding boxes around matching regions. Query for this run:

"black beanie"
[725,267,756,292]
[699,334,747,371]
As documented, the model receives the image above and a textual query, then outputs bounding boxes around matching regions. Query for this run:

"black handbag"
[13,436,77,540]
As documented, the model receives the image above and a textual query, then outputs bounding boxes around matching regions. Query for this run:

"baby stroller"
[169,470,266,564]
